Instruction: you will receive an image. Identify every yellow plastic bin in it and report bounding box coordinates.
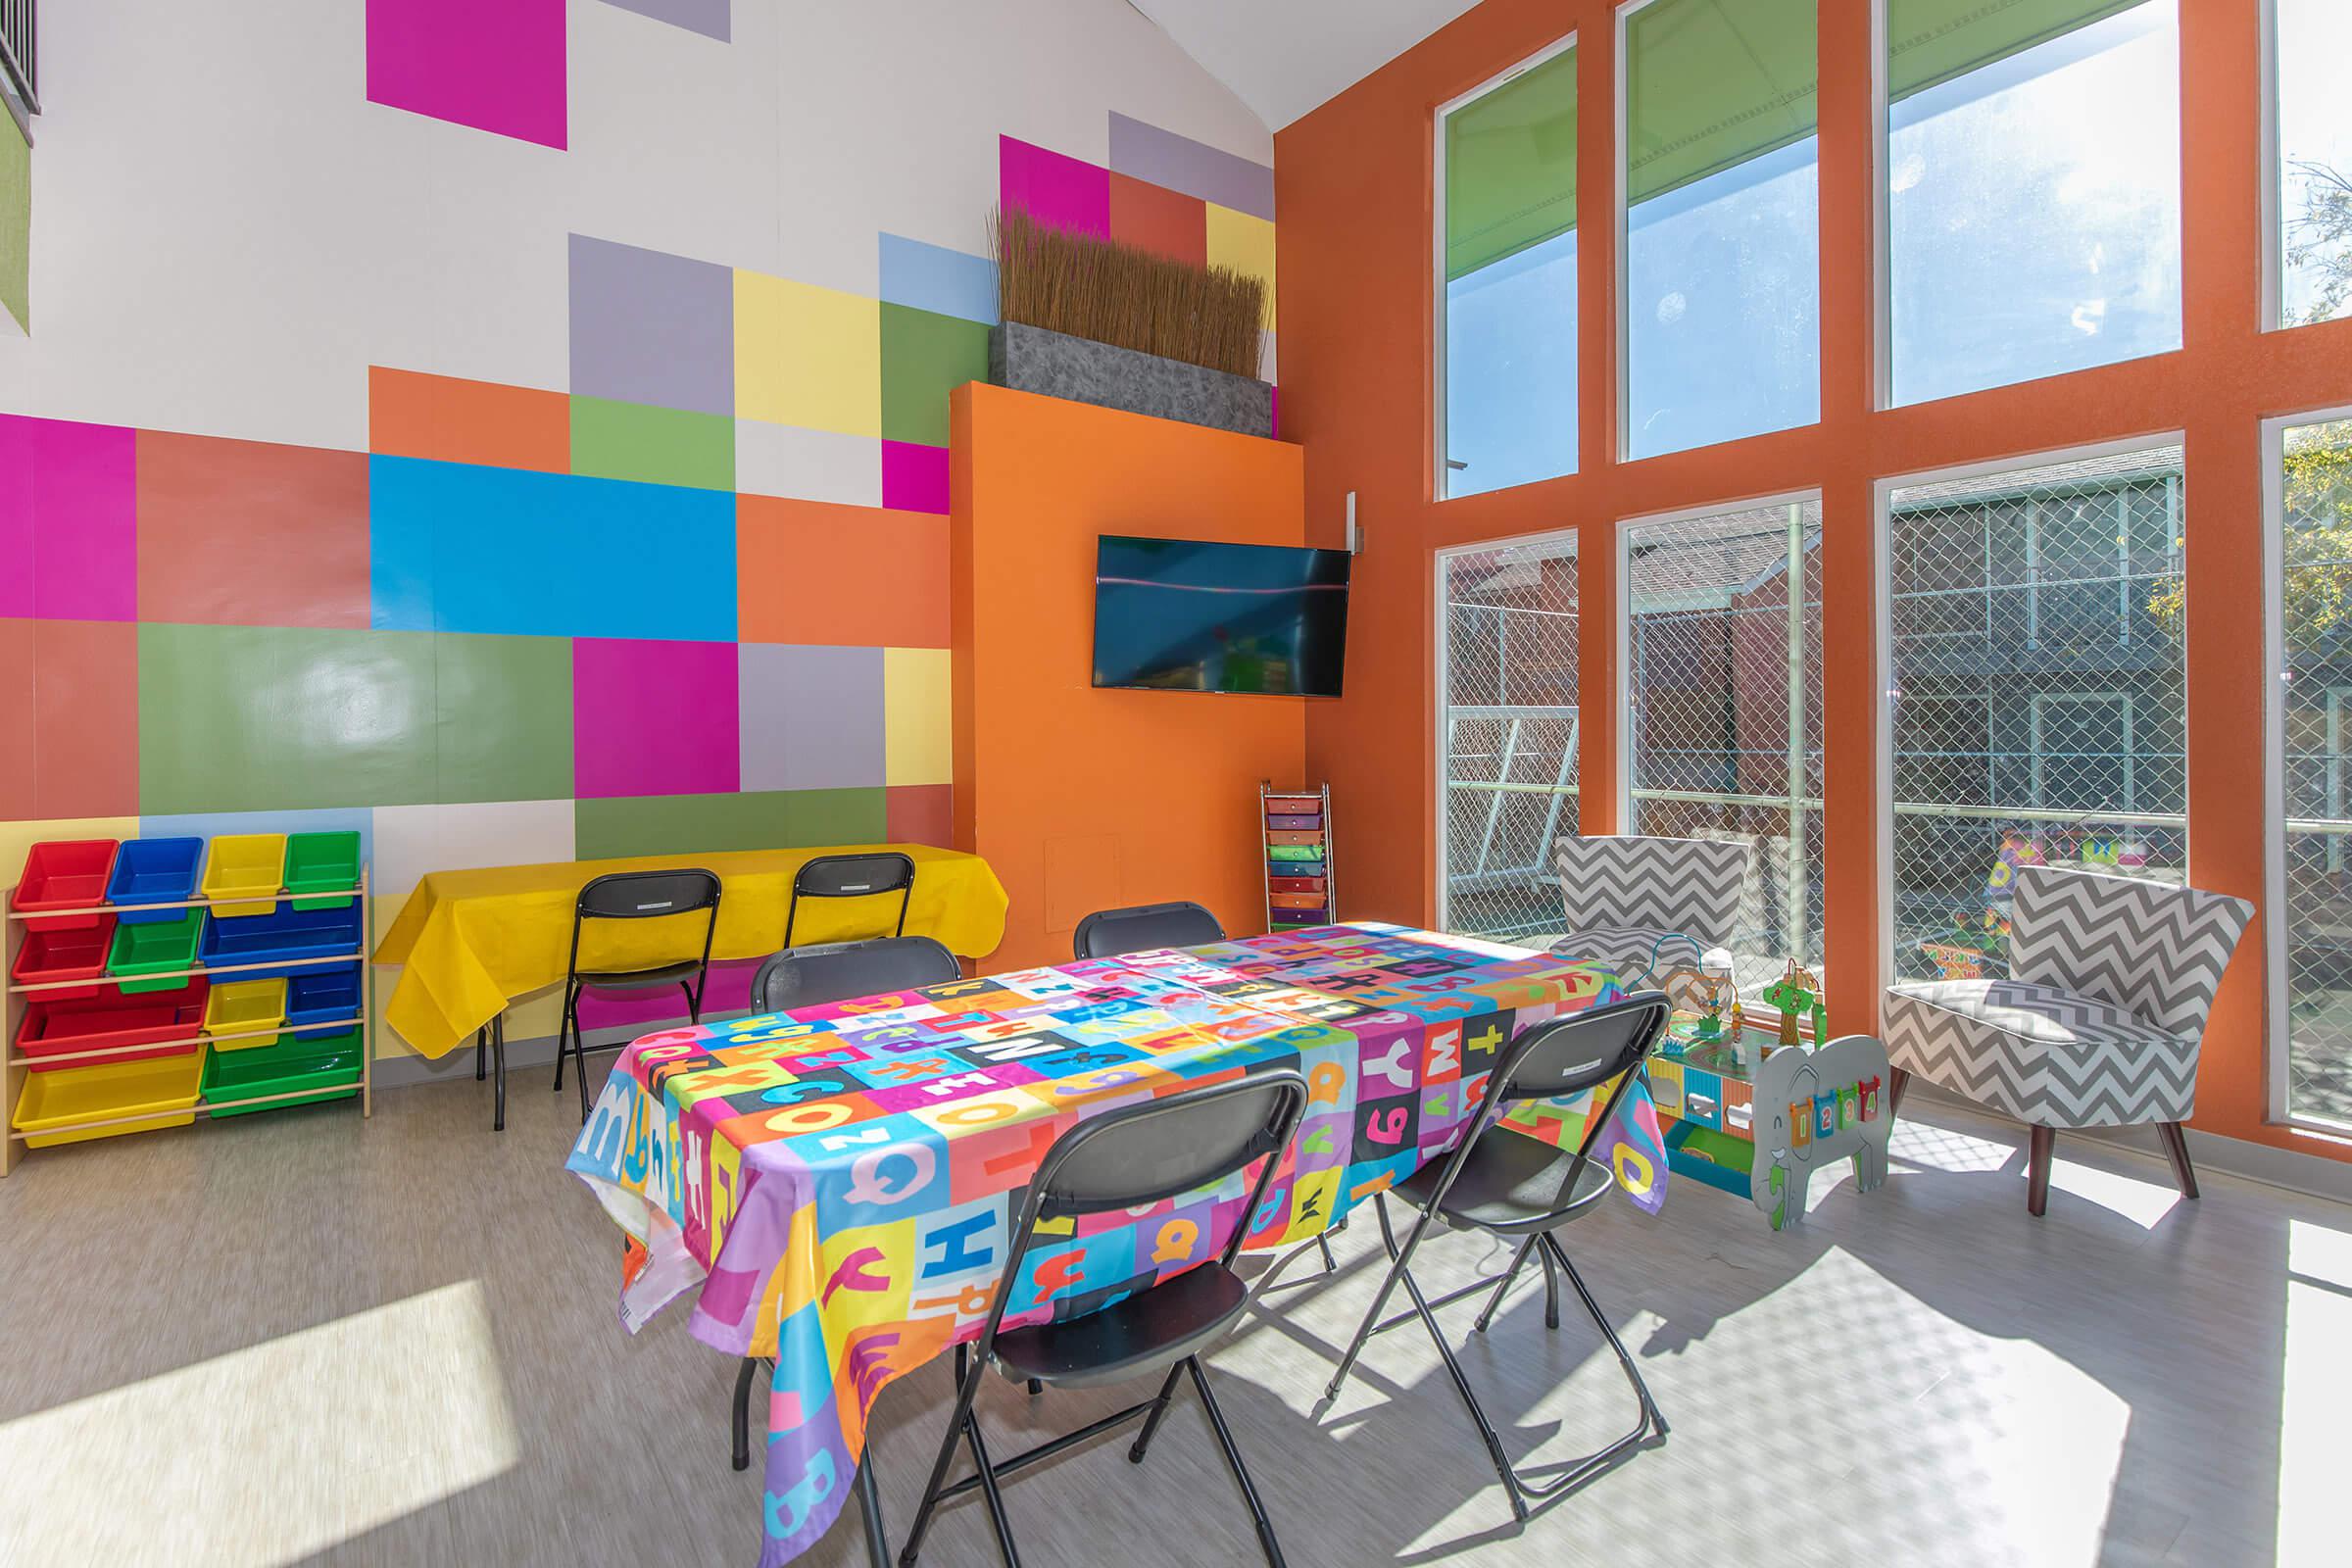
[201,834,287,919]
[12,1050,209,1148]
[203,978,290,1050]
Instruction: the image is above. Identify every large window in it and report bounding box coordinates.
[1438,533,1580,939]
[1621,0,1821,462]
[1886,1,2181,407]
[1441,40,1578,499]
[1622,502,1825,983]
[2275,417,2352,1128]
[1886,447,2187,982]
[2276,0,2352,328]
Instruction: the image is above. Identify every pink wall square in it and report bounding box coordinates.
[881,441,951,515]
[367,0,568,151]
[0,415,139,622]
[572,637,739,798]
[1000,136,1110,237]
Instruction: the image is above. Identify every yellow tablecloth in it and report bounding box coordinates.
[371,845,1007,1058]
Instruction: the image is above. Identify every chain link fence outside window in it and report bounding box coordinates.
[1440,535,1579,942]
[1625,503,1825,991]
[2278,418,2352,1129]
[1887,447,2187,991]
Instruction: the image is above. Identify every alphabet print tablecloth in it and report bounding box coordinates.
[566,922,1665,1564]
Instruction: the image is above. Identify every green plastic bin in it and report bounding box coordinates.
[202,1028,363,1117]
[282,831,362,910]
[105,910,207,993]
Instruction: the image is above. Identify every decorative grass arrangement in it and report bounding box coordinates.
[993,207,1266,380]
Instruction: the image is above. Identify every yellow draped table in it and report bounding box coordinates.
[371,845,1008,1058]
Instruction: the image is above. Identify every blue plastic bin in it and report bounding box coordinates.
[105,837,207,925]
[197,903,364,982]
[284,964,364,1040]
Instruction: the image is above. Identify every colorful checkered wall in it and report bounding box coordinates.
[0,0,1274,1060]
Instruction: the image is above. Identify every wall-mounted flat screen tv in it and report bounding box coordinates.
[1092,535,1350,697]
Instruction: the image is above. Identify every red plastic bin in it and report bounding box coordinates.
[10,916,122,1004]
[11,840,122,932]
[15,980,211,1073]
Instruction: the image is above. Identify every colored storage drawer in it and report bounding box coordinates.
[203,978,290,1048]
[1264,830,1325,848]
[1664,1120,1753,1197]
[105,910,207,993]
[14,985,208,1073]
[1270,908,1323,927]
[1268,876,1325,896]
[282,830,361,910]
[11,918,120,1004]
[1264,796,1321,813]
[1266,813,1322,831]
[203,1028,363,1117]
[14,1051,209,1147]
[104,837,206,924]
[197,902,364,982]
[201,834,286,919]
[1266,844,1323,862]
[1270,892,1328,910]
[11,840,121,931]
[1268,861,1325,881]
[285,965,363,1040]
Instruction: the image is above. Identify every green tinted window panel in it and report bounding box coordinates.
[1888,0,2149,103]
[1446,43,1578,281]
[1625,0,1817,208]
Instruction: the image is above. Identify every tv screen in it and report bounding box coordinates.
[1092,535,1351,697]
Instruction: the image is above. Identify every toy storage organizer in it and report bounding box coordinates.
[3,833,373,1175]
[1260,784,1334,932]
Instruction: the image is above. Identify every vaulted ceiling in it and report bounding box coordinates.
[1126,0,1483,130]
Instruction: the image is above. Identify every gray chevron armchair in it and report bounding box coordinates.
[1883,865,2253,1215]
[1548,834,1754,984]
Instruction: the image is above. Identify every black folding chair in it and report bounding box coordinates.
[1071,899,1224,959]
[1322,992,1673,1521]
[550,869,721,1122]
[896,1069,1309,1568]
[785,852,916,948]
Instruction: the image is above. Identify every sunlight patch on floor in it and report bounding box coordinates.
[0,1281,516,1565]
[2028,1153,2181,1229]
[1888,1116,2016,1174]
[2279,1219,2352,1566]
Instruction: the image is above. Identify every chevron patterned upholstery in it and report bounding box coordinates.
[1885,868,2252,1132]
[1548,835,1754,980]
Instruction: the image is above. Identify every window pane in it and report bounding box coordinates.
[1624,503,1826,986]
[2278,0,2352,327]
[1623,0,1820,461]
[1886,447,2186,984]
[2278,419,2352,1128]
[1440,535,1580,939]
[1443,45,1577,499]
[1887,2,2181,407]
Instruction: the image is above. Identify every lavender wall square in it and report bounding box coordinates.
[740,643,885,791]
[598,0,731,41]
[1107,113,1275,221]
[568,233,736,417]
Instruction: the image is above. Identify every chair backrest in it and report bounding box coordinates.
[793,852,915,899]
[750,935,960,1013]
[568,869,721,977]
[2007,866,2253,1039]
[1553,835,1752,944]
[1071,900,1225,960]
[977,1069,1308,1358]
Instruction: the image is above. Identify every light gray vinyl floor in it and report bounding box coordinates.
[0,1063,2343,1568]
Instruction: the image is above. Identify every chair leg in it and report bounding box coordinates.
[958,1385,1020,1567]
[1472,1238,1537,1335]
[1324,1194,1437,1401]
[552,986,573,1091]
[899,1347,1008,1568]
[1187,1357,1289,1568]
[732,1356,758,1472]
[2027,1126,2055,1216]
[1889,1066,1910,1115]
[1315,1231,1338,1273]
[1542,1232,1669,1439]
[1025,1379,1042,1396]
[1395,1227,1531,1522]
[681,980,698,1024]
[474,1027,486,1082]
[1125,1361,1189,1464]
[492,1017,508,1134]
[575,1023,593,1124]
[2157,1121,2199,1200]
[1536,1233,1561,1331]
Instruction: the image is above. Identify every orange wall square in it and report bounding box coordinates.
[368,366,570,473]
[1108,172,1209,268]
[0,617,32,820]
[135,430,372,628]
[737,495,950,648]
[33,618,138,817]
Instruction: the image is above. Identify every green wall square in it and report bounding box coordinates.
[138,624,436,814]
[573,788,886,860]
[570,396,735,491]
[880,303,992,447]
[436,633,573,803]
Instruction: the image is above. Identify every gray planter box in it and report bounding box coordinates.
[989,321,1274,438]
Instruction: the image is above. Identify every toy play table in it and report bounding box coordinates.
[1647,1014,1894,1230]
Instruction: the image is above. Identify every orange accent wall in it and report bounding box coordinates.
[1275,0,2352,1164]
[950,383,1307,969]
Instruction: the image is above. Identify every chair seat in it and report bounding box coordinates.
[1884,978,2200,1128]
[993,1261,1248,1391]
[1548,926,1701,980]
[574,959,706,990]
[1396,1133,1616,1238]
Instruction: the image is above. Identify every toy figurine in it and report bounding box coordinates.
[1760,961,1829,1049]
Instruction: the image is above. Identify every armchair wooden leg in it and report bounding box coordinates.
[1888,1066,1909,1115]
[2026,1126,2055,1216]
[2157,1121,2199,1200]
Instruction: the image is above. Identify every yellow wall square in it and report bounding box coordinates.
[735,270,882,436]
[883,647,953,787]
[1206,206,1277,329]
